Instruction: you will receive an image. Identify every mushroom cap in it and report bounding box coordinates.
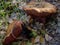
[6,20,23,37]
[3,20,23,45]
[23,1,57,19]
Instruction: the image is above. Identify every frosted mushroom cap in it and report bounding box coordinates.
[23,1,57,18]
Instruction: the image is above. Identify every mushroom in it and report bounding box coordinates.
[3,20,23,45]
[23,1,57,23]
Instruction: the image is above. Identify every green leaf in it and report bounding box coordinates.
[31,29,37,37]
[40,30,46,35]
[0,10,6,17]
[26,41,32,45]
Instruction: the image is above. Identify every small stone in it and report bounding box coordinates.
[7,18,13,23]
[45,34,52,41]
[1,31,6,34]
[34,36,40,43]
[12,0,17,4]
[11,13,17,20]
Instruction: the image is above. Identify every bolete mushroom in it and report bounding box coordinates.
[3,20,23,45]
[23,1,57,23]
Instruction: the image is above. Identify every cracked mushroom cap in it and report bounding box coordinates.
[23,1,57,19]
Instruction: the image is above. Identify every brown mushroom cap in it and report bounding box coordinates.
[23,1,57,18]
[3,20,23,45]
